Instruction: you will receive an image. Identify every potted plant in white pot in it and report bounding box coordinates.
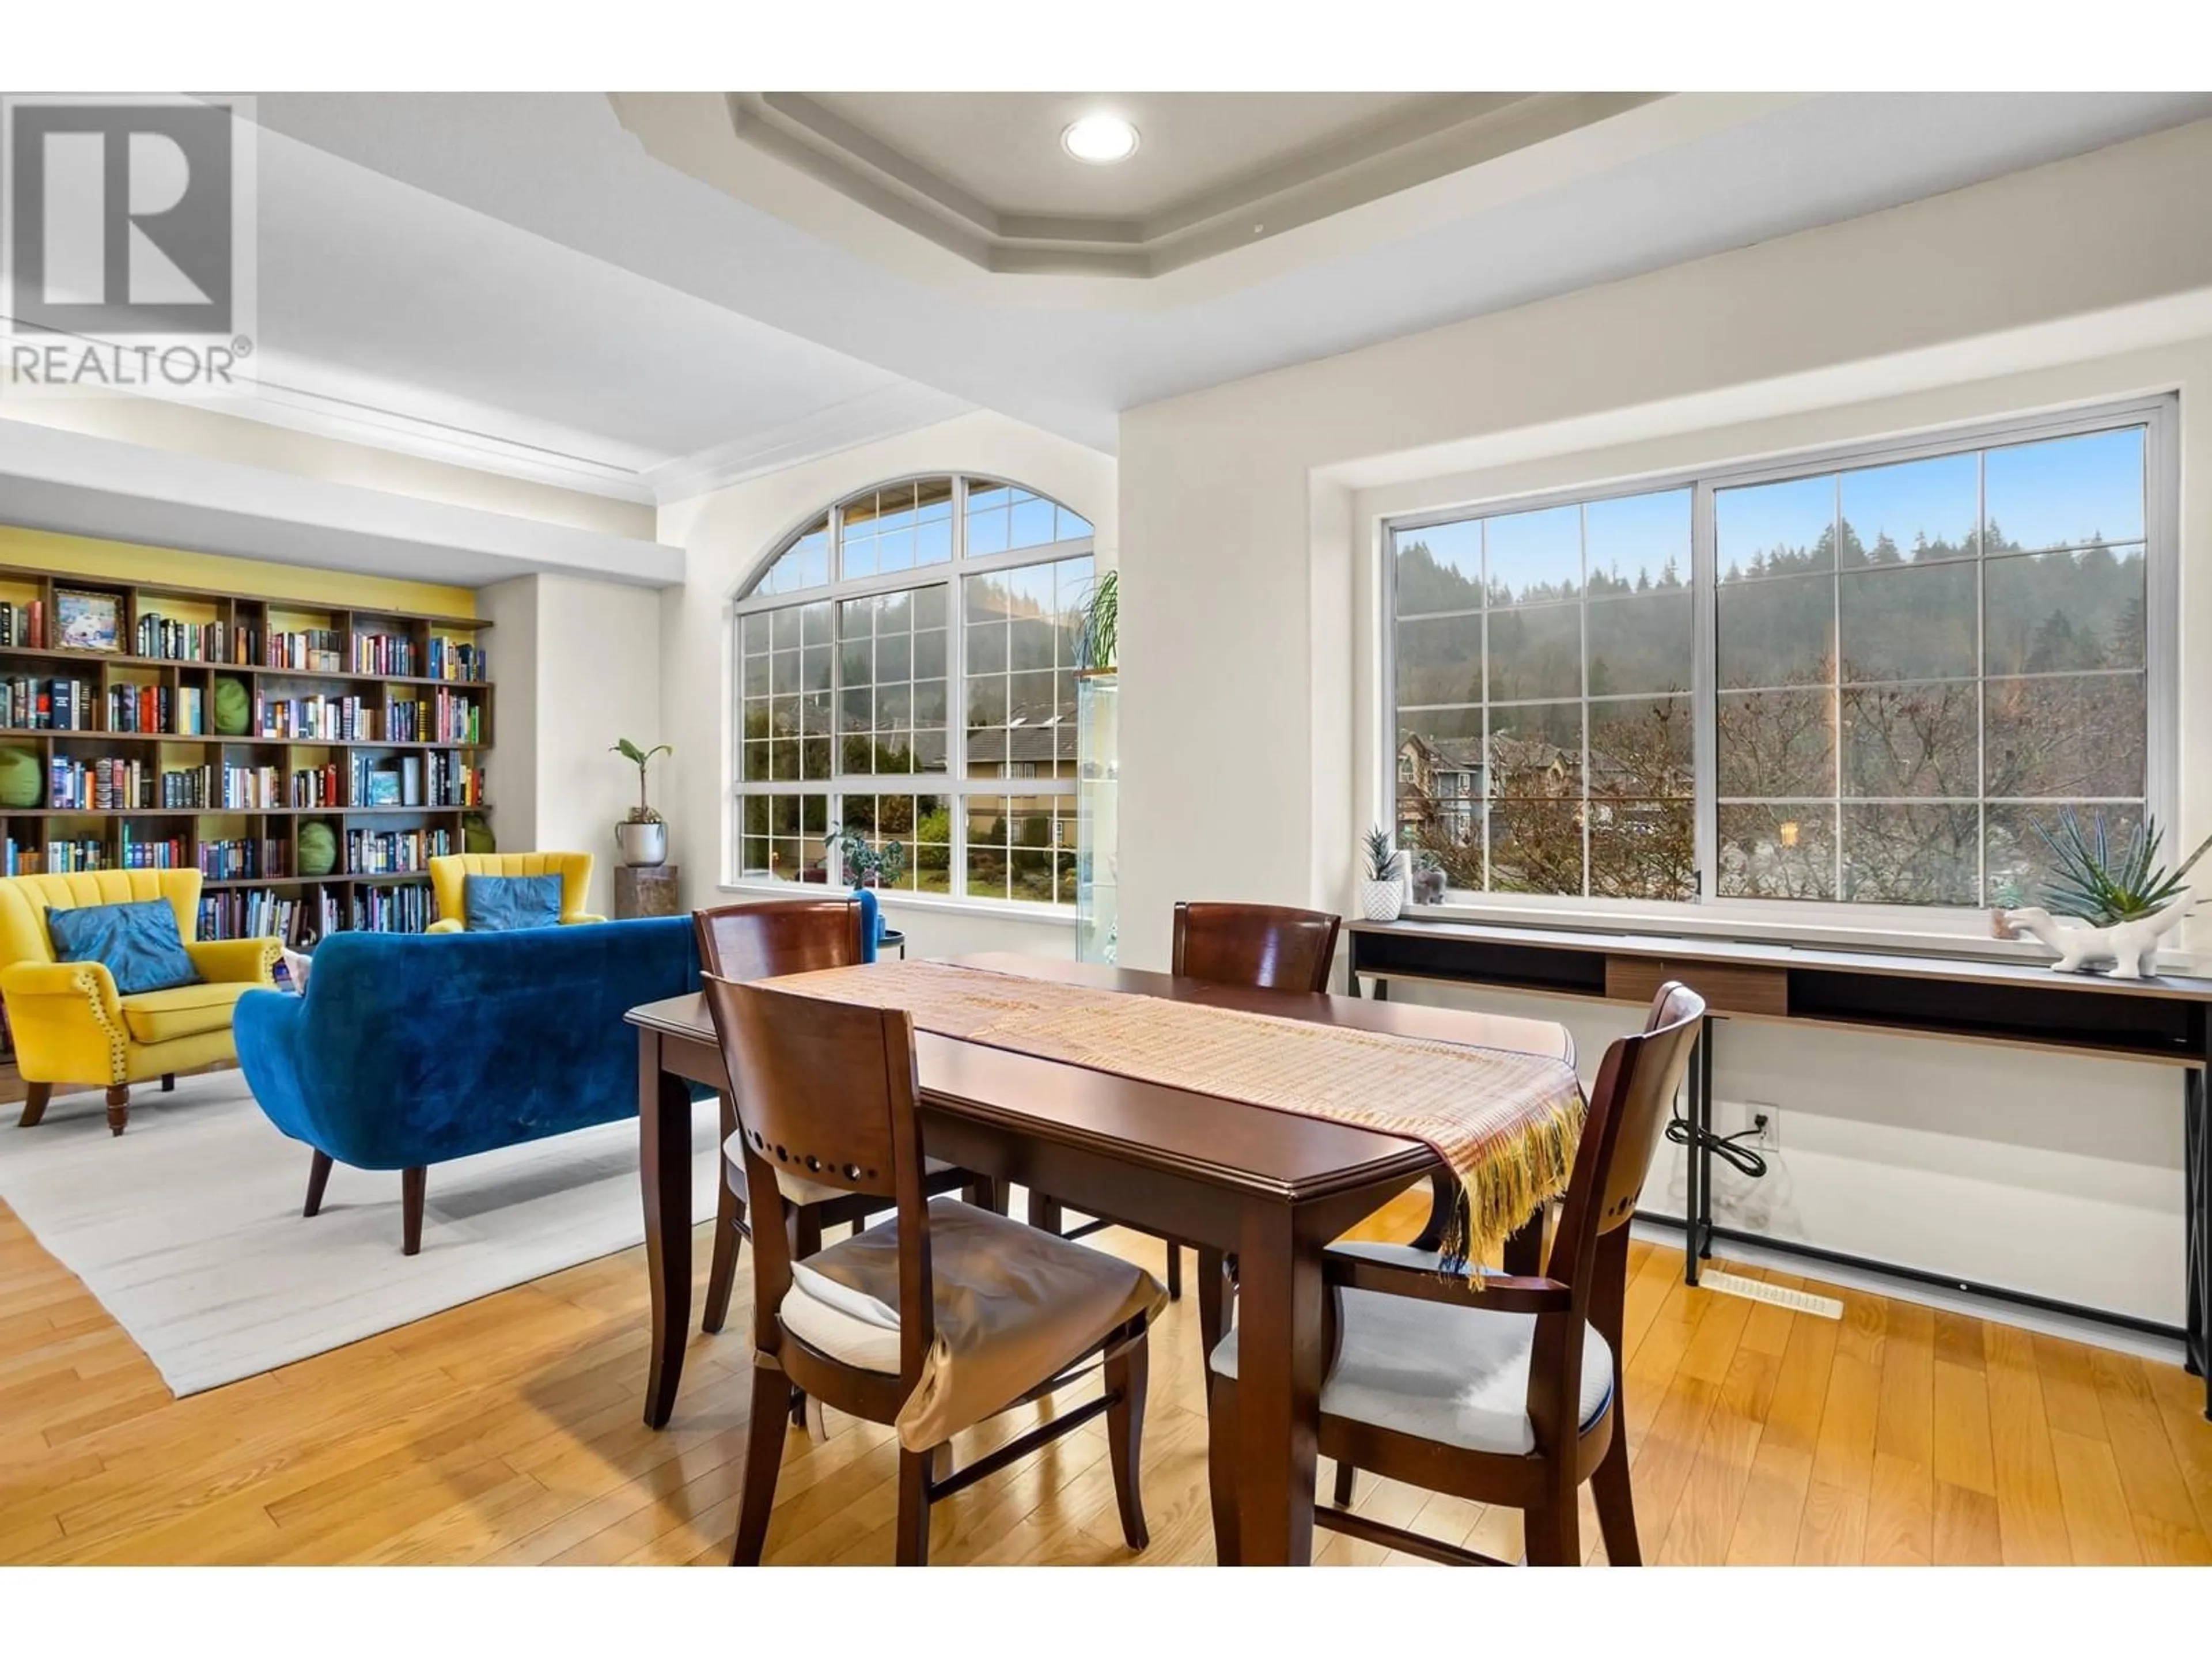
[611,737,673,867]
[2001,809,2210,978]
[1359,824,1405,922]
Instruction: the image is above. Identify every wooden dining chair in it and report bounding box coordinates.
[1205,981,1706,1566]
[692,899,1001,1351]
[705,975,1159,1566]
[1158,903,1342,1349]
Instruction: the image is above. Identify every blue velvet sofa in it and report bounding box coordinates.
[234,915,703,1254]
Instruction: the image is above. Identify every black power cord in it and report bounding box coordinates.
[1664,1103,1770,1180]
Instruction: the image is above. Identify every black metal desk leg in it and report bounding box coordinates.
[1698,1017,1716,1262]
[2185,1061,2208,1412]
[1682,1018,1704,1286]
[1679,1016,1718,1287]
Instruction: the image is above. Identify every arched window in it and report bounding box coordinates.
[732,475,1096,904]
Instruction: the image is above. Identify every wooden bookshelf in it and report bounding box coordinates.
[0,562,493,944]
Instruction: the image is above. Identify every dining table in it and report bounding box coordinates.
[627,950,1576,1566]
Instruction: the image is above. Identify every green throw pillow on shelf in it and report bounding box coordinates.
[0,747,41,809]
[214,677,251,736]
[298,820,338,877]
[463,813,495,855]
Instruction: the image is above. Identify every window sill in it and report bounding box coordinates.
[715,878,1078,927]
[1396,895,2200,972]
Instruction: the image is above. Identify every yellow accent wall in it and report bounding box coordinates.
[0,525,477,618]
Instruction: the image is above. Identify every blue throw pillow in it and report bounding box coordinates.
[47,900,202,996]
[464,873,565,932]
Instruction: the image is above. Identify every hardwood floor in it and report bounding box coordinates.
[2,1185,2209,1566]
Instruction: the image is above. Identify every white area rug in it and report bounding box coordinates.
[0,1070,722,1396]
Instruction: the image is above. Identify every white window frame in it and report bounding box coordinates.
[1381,395,2180,946]
[727,472,1096,908]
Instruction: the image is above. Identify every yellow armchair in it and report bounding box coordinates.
[0,870,280,1135]
[426,853,605,933]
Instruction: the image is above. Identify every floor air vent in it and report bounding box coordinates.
[1699,1269,1843,1320]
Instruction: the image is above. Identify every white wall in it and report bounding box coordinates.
[1117,118,2212,1329]
[478,572,664,919]
[656,408,1117,960]
[479,575,540,856]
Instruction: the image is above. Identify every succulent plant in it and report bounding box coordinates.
[1362,824,1401,884]
[2033,808,2212,926]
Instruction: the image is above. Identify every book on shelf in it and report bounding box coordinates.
[264,628,345,672]
[4,837,108,876]
[3,676,99,731]
[345,826,452,876]
[385,688,482,744]
[347,881,432,934]
[197,835,288,881]
[48,756,160,812]
[426,637,487,683]
[106,682,190,734]
[161,763,215,808]
[0,601,46,649]
[198,887,305,944]
[253,690,371,741]
[132,613,236,663]
[221,762,286,810]
[118,828,187,870]
[352,632,421,677]
[291,761,343,808]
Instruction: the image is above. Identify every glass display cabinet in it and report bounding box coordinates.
[1075,669,1118,964]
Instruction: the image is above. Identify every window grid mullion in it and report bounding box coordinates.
[949,474,968,900]
[1578,503,1591,900]
[1692,480,1718,904]
[1830,473,1844,902]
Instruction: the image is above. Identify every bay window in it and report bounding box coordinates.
[1388,400,2173,917]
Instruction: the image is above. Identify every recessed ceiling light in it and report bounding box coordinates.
[1062,115,1139,165]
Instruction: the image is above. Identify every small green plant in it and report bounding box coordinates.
[825,826,907,888]
[2033,808,2212,926]
[1362,823,1400,883]
[1075,569,1118,672]
[611,738,673,823]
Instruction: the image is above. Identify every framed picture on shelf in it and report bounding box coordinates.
[53,590,121,653]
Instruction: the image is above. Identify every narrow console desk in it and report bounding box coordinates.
[1346,916,2212,1415]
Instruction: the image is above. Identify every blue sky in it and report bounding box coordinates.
[1717,426,2145,564]
[1402,423,2145,596]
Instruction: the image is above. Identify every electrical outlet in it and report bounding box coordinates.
[1747,1105,1779,1151]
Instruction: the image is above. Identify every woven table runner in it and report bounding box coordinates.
[763,960,1585,1269]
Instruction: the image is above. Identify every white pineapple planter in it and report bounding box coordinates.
[1359,878,1405,923]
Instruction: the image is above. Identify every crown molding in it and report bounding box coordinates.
[201,360,667,503]
[643,380,974,506]
[33,350,975,512]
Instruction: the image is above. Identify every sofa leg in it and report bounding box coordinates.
[160,1073,175,1093]
[17,1082,52,1128]
[304,1151,334,1218]
[105,1085,129,1137]
[402,1166,426,1256]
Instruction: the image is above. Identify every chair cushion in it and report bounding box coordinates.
[723,1130,956,1207]
[778,1195,1166,1450]
[463,873,564,932]
[47,899,201,996]
[1209,1239,1613,1456]
[122,979,256,1044]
